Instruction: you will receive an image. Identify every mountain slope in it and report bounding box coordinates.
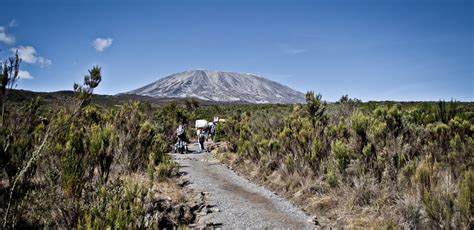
[124,70,305,104]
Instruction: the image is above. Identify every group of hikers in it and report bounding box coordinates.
[174,118,218,154]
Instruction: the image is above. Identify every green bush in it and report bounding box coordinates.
[415,158,431,189]
[457,170,473,221]
[325,169,338,188]
[214,123,224,142]
[61,127,88,198]
[421,187,456,228]
[331,140,351,173]
[156,160,179,180]
[310,137,322,161]
[362,143,373,158]
[351,110,368,136]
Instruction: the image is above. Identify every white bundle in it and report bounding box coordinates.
[195,119,208,128]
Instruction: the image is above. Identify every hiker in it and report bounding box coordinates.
[195,119,209,152]
[175,123,188,154]
[208,121,216,141]
[197,128,206,152]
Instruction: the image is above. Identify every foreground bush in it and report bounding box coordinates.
[0,64,182,228]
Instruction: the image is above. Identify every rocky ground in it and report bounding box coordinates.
[171,142,315,229]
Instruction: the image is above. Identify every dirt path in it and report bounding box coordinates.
[171,142,314,229]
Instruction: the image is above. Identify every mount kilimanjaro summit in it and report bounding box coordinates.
[124,70,305,104]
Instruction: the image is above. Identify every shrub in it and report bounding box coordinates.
[415,158,431,189]
[156,160,179,180]
[448,116,470,135]
[437,123,450,135]
[331,140,351,173]
[362,143,373,158]
[310,137,322,160]
[421,188,456,228]
[325,169,338,188]
[214,123,224,142]
[457,170,473,222]
[305,91,326,129]
[351,110,368,136]
[386,105,403,132]
[367,118,386,141]
[61,127,88,198]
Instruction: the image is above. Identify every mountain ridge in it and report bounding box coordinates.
[124,70,305,104]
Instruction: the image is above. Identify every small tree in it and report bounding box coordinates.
[337,94,361,105]
[338,94,350,104]
[0,50,21,123]
[305,91,326,129]
[2,65,102,228]
[73,65,102,106]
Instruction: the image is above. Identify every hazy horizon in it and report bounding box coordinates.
[1,0,472,102]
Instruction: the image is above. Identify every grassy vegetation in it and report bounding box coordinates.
[0,61,196,228]
[0,52,472,228]
[2,80,472,228]
[213,93,473,228]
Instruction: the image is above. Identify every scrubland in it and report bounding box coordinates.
[214,93,473,228]
[1,57,472,228]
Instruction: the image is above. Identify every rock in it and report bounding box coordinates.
[183,207,194,222]
[143,213,152,227]
[309,216,319,226]
[210,207,220,213]
[143,202,154,214]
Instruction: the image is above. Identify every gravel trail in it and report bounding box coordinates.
[171,142,314,229]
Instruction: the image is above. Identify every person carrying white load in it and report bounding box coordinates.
[208,121,216,141]
[195,119,208,152]
[197,128,206,152]
[175,123,188,154]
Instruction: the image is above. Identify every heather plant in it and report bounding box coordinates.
[305,91,327,129]
[214,92,473,227]
[457,170,473,224]
[331,139,351,173]
[0,61,190,228]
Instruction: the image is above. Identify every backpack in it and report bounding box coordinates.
[210,124,216,135]
[198,132,205,143]
[177,126,185,138]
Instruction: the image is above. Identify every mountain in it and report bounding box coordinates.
[124,70,305,104]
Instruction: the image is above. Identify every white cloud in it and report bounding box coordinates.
[13,46,37,63]
[285,48,308,54]
[0,26,15,45]
[18,70,33,80]
[11,46,52,68]
[93,38,113,52]
[37,56,52,68]
[278,43,308,55]
[8,20,18,27]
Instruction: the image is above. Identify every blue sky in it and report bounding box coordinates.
[0,0,472,101]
